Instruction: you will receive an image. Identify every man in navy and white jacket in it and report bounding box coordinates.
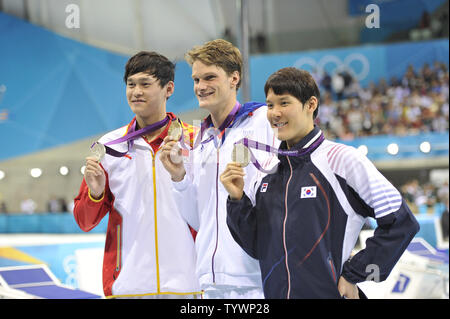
[220,67,419,299]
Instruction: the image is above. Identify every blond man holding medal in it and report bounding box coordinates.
[160,39,280,299]
[73,51,201,299]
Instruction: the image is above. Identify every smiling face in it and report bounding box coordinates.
[266,89,317,148]
[264,67,321,148]
[126,72,174,125]
[191,61,239,113]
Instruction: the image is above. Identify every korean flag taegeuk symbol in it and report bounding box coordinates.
[301,186,317,198]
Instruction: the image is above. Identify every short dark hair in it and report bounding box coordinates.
[124,51,175,87]
[264,67,320,119]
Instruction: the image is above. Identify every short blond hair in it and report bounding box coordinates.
[185,39,242,90]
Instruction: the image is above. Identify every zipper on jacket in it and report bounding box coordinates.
[211,148,220,284]
[284,156,294,299]
[151,153,161,293]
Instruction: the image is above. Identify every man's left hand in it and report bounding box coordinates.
[337,276,359,299]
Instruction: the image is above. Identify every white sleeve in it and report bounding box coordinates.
[172,164,200,231]
[332,144,402,219]
[243,171,264,206]
[243,107,280,206]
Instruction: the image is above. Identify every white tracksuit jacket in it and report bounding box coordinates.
[74,115,201,298]
[172,104,280,292]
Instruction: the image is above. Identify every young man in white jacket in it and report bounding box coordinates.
[74,51,201,298]
[160,39,279,298]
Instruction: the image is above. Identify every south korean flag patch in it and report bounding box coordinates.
[301,186,317,198]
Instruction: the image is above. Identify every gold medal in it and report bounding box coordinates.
[232,143,250,167]
[90,142,106,162]
[168,120,182,141]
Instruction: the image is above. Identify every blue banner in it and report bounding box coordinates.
[250,39,449,104]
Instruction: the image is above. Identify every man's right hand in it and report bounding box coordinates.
[220,162,245,200]
[160,136,186,182]
[84,156,106,199]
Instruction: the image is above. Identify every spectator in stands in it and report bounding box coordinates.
[344,75,361,99]
[347,102,364,135]
[358,81,374,102]
[331,71,345,100]
[432,61,447,81]
[47,195,61,213]
[419,10,431,29]
[437,181,449,205]
[59,197,68,213]
[0,201,7,214]
[399,179,422,214]
[402,65,419,89]
[222,27,236,45]
[385,99,401,127]
[316,92,335,130]
[255,32,267,53]
[320,71,332,93]
[409,10,432,41]
[20,198,36,214]
[432,108,448,132]
[326,103,345,139]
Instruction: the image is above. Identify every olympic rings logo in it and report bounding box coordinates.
[293,53,370,81]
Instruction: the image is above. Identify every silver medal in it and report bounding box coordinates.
[168,121,182,141]
[90,142,106,162]
[232,143,250,167]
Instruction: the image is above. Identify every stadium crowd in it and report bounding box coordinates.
[400,178,449,240]
[401,178,448,211]
[316,61,449,140]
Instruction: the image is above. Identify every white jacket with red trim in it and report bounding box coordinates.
[74,116,201,298]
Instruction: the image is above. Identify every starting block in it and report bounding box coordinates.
[357,236,449,299]
[0,264,102,299]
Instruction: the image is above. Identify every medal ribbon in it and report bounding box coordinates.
[234,131,325,173]
[178,101,241,150]
[91,115,171,157]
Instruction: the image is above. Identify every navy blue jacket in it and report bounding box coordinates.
[227,126,420,299]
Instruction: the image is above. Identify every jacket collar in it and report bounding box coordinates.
[278,125,324,161]
[127,112,177,148]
